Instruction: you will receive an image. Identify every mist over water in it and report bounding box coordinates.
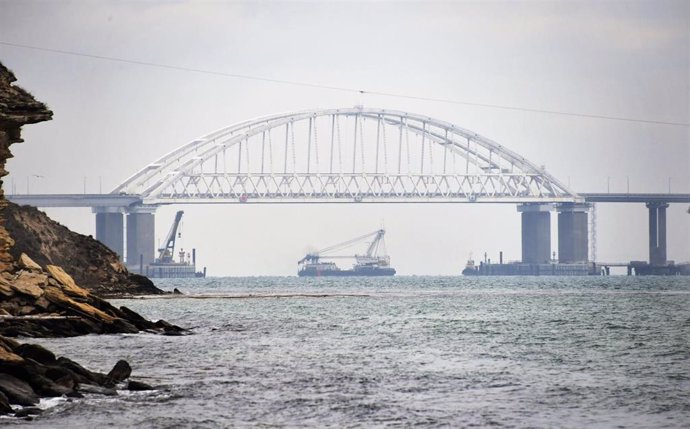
[12,276,690,428]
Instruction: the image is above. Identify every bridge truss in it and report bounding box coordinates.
[114,107,580,204]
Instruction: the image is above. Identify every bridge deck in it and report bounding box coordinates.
[6,192,690,208]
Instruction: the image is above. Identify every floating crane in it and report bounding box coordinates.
[148,210,206,278]
[298,229,395,277]
[156,210,184,264]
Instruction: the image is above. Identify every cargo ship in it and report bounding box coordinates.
[298,229,396,277]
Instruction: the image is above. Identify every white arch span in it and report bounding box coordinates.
[114,107,580,204]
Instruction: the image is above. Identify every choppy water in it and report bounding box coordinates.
[7,276,690,428]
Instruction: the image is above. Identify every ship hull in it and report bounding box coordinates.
[298,266,396,277]
[146,263,204,278]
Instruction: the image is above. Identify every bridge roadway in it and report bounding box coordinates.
[7,192,690,207]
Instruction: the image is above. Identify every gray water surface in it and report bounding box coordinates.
[9,276,690,428]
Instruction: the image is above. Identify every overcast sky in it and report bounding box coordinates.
[1,0,688,275]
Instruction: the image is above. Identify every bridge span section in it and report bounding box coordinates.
[7,107,689,272]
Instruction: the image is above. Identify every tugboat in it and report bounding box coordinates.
[461,257,479,276]
[298,229,396,277]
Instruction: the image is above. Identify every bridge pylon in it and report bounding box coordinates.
[93,207,124,260]
[556,203,590,263]
[93,204,157,268]
[518,203,552,264]
[646,202,669,266]
[126,205,157,268]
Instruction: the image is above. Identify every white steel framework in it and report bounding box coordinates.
[114,107,581,204]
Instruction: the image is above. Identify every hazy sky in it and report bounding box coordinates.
[1,0,688,275]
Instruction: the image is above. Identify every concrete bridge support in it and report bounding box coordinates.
[518,204,552,264]
[126,206,157,267]
[647,202,668,266]
[94,208,124,259]
[557,203,590,263]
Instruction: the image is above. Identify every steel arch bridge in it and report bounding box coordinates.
[114,107,581,204]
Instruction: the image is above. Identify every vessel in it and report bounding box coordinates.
[145,210,206,278]
[298,229,396,277]
[461,258,479,276]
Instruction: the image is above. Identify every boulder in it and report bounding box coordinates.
[46,265,89,298]
[43,287,116,323]
[18,254,41,271]
[56,357,105,385]
[10,271,46,299]
[0,390,12,414]
[0,277,12,297]
[105,360,131,387]
[127,380,154,391]
[15,343,56,365]
[26,372,73,397]
[44,366,79,387]
[0,373,39,406]
[0,347,24,364]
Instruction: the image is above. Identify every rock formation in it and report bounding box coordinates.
[0,61,181,416]
[0,62,52,273]
[5,203,162,297]
[0,337,153,420]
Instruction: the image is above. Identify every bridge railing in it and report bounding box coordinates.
[143,172,580,204]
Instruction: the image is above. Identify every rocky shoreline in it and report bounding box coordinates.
[0,62,180,418]
[0,337,152,420]
[4,202,165,298]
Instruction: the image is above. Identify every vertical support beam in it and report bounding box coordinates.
[94,207,124,259]
[646,202,669,266]
[557,203,590,263]
[658,203,667,264]
[126,205,157,267]
[518,203,552,264]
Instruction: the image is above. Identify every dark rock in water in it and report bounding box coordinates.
[128,273,157,291]
[173,288,183,295]
[13,406,42,417]
[127,380,154,391]
[0,373,39,406]
[15,343,56,365]
[105,360,132,387]
[0,391,12,414]
[45,366,76,386]
[56,357,104,385]
[118,306,152,330]
[106,318,139,334]
[154,319,185,335]
[26,372,73,397]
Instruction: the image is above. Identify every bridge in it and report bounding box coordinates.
[7,107,689,272]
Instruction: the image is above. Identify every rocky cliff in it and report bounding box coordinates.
[0,63,52,273]
[5,203,161,297]
[0,61,182,416]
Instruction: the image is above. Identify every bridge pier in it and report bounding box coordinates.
[557,203,590,263]
[518,203,552,264]
[126,206,157,267]
[94,208,124,259]
[647,202,668,266]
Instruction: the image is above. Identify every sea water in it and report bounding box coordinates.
[8,276,690,428]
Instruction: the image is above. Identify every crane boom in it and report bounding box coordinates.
[157,210,184,263]
[365,229,385,257]
[298,229,387,264]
